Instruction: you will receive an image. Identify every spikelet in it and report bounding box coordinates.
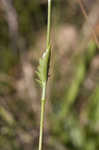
[36,45,51,87]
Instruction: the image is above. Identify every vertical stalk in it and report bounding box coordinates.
[38,0,52,150]
[39,83,46,150]
[47,0,52,47]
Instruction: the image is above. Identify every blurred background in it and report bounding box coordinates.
[0,0,99,150]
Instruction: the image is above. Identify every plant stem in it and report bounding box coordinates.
[47,0,52,48]
[38,0,52,150]
[39,83,46,150]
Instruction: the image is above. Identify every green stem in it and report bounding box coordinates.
[46,0,52,48]
[39,83,46,150]
[38,0,52,150]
